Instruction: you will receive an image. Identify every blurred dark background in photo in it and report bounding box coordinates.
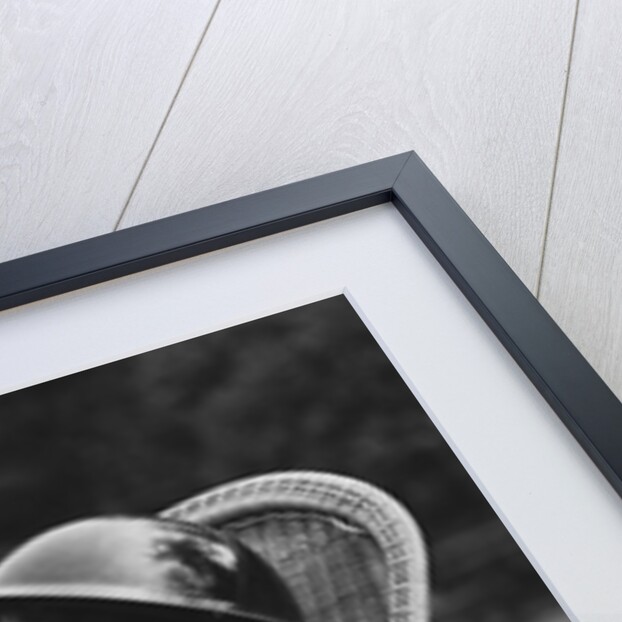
[0,296,566,621]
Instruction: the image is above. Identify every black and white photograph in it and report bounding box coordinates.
[0,296,570,621]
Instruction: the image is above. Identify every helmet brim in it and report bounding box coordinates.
[160,471,429,622]
[0,593,286,622]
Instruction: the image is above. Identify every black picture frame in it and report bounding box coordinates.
[1,150,621,501]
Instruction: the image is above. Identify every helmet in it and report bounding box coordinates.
[0,517,302,622]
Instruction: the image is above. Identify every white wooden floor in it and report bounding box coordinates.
[1,0,620,404]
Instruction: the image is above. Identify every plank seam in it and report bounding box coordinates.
[112,0,224,232]
[535,0,581,298]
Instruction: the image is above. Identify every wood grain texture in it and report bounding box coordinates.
[0,0,217,262]
[539,1,622,400]
[119,0,576,291]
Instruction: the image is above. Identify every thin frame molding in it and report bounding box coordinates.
[1,150,621,500]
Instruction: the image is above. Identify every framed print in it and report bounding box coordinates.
[0,151,621,620]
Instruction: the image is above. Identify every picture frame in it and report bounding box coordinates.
[2,151,620,497]
[1,150,621,619]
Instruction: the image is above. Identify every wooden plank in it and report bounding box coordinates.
[119,0,576,291]
[539,1,622,400]
[0,0,217,262]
